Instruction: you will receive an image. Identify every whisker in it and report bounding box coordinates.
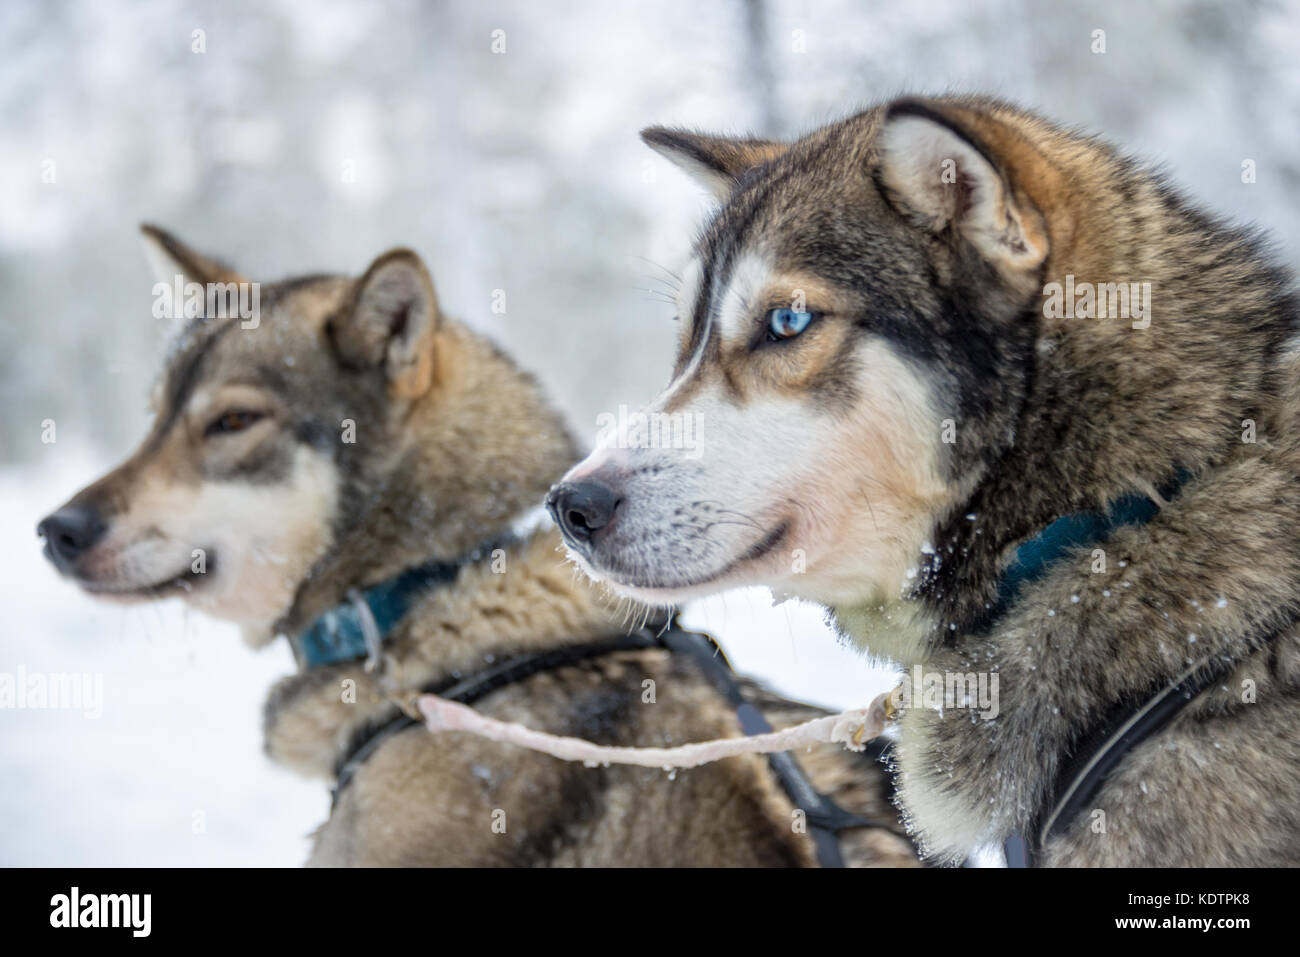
[634,256,683,287]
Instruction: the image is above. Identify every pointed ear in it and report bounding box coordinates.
[641,127,787,199]
[332,249,440,399]
[139,223,245,286]
[874,103,1048,283]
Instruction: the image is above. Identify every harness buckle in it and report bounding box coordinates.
[346,588,385,673]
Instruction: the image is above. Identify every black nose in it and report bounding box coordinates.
[546,480,621,549]
[37,505,107,570]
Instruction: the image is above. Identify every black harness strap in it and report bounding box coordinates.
[978,467,1265,867]
[332,630,662,803]
[1011,625,1286,867]
[659,627,887,867]
[331,622,901,867]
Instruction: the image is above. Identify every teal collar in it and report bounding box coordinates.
[989,467,1292,868]
[978,469,1192,633]
[290,536,512,670]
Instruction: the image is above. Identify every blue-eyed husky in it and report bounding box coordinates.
[550,96,1300,866]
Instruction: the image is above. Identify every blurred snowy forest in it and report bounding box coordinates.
[4,0,1300,864]
[5,0,1300,458]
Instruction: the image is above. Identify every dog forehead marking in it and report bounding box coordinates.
[662,250,773,405]
[715,251,773,342]
[674,257,703,321]
[660,256,711,405]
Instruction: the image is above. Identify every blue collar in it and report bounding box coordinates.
[980,469,1193,632]
[290,537,511,670]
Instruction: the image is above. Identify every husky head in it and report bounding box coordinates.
[38,227,445,639]
[550,100,1050,632]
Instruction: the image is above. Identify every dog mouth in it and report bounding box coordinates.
[77,558,215,602]
[598,521,789,593]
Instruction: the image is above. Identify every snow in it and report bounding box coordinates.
[0,451,329,866]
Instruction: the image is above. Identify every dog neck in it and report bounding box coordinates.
[830,126,1300,858]
[838,120,1298,663]
[273,320,584,639]
[259,320,637,776]
[262,524,633,778]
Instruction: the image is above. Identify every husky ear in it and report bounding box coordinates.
[334,249,440,399]
[139,223,244,286]
[641,128,787,200]
[875,103,1048,281]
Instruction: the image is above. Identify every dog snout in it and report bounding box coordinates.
[546,479,622,551]
[37,504,107,572]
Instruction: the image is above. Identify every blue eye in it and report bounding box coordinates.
[766,307,814,341]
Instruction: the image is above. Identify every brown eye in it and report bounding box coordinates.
[205,410,266,437]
